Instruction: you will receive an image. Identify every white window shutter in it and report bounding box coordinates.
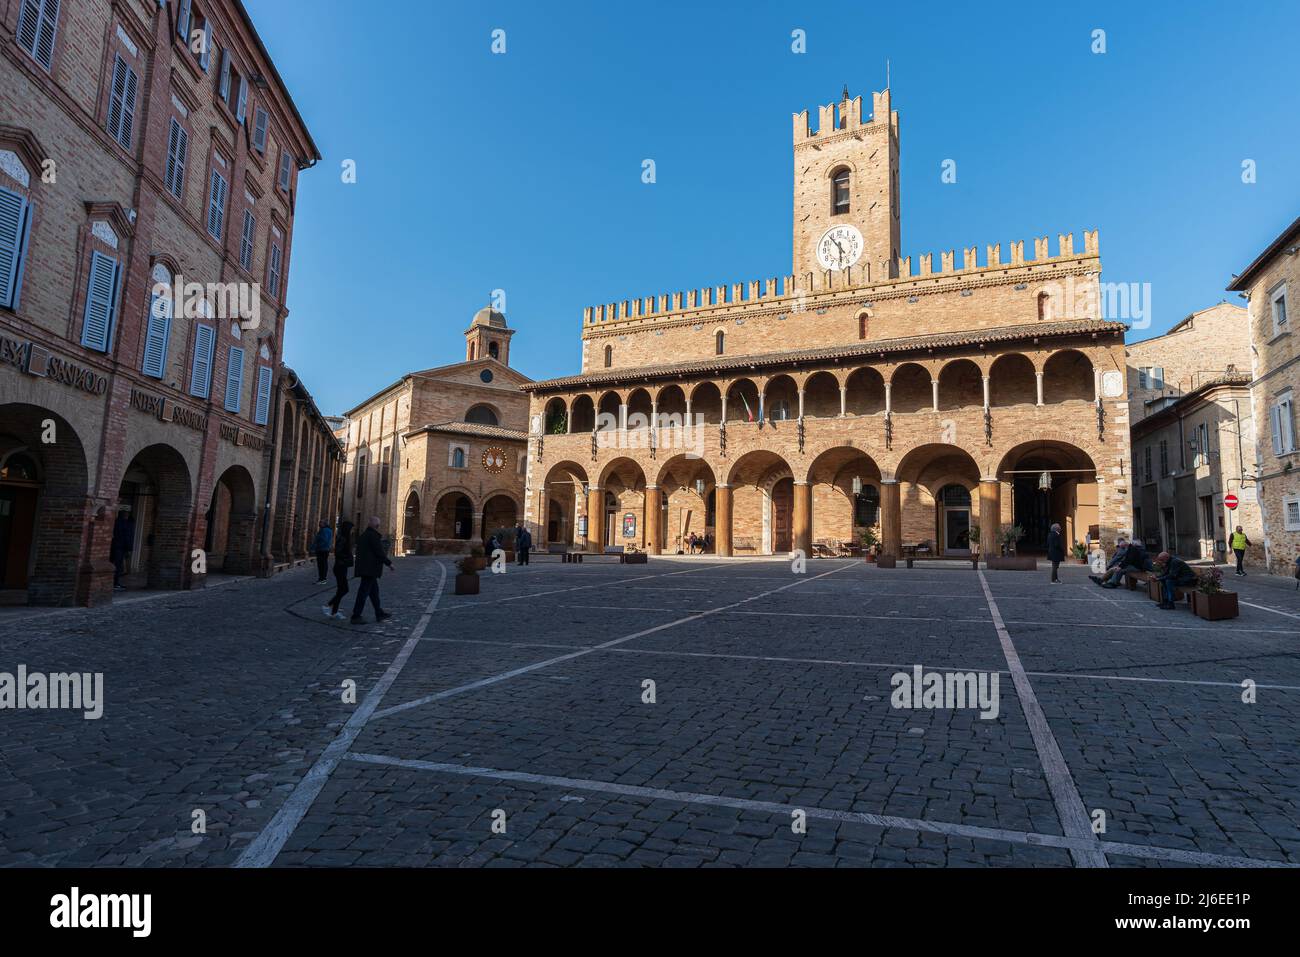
[218,47,231,100]
[254,366,273,425]
[236,77,248,124]
[189,324,215,398]
[199,19,212,71]
[0,188,32,310]
[1272,404,1284,456]
[1153,367,1164,390]
[141,292,172,378]
[1284,399,1296,453]
[224,346,244,412]
[80,251,120,352]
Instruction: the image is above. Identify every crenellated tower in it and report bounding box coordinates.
[792,87,900,282]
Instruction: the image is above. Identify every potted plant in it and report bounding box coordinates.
[861,527,880,563]
[1071,541,1088,564]
[454,553,481,595]
[986,525,1035,570]
[999,524,1025,557]
[466,543,487,573]
[1191,568,1239,620]
[968,521,982,569]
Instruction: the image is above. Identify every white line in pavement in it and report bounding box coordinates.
[435,564,730,611]
[342,751,1290,868]
[537,604,991,624]
[370,562,858,721]
[977,570,1108,869]
[1241,601,1300,621]
[1004,619,1300,635]
[234,562,449,868]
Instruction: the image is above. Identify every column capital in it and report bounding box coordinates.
[645,484,659,491]
[980,476,1000,484]
[716,483,731,490]
[880,477,900,485]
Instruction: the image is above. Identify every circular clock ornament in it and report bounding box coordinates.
[481,447,507,474]
[816,223,864,271]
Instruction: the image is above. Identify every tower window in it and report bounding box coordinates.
[1037,291,1051,321]
[604,345,612,368]
[488,341,499,359]
[832,168,850,215]
[716,330,725,355]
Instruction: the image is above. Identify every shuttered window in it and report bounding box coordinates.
[165,119,189,199]
[141,288,173,378]
[240,210,255,270]
[218,47,231,100]
[16,0,59,71]
[253,108,269,153]
[177,0,192,39]
[0,188,33,311]
[1273,396,1296,456]
[80,251,121,352]
[235,76,248,124]
[278,151,292,192]
[107,55,139,151]
[198,17,211,71]
[268,241,282,297]
[224,345,244,413]
[253,366,273,425]
[189,324,215,398]
[207,169,228,240]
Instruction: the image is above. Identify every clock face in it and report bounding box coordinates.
[816,224,864,271]
[481,447,507,474]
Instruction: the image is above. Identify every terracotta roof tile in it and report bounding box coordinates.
[405,421,527,441]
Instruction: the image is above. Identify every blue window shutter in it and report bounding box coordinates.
[18,0,59,71]
[254,365,273,425]
[189,324,215,398]
[236,77,248,124]
[224,345,244,412]
[199,19,211,71]
[240,210,255,270]
[278,151,291,191]
[218,47,231,100]
[141,292,172,378]
[177,0,192,39]
[108,55,138,150]
[268,242,282,297]
[0,188,32,310]
[80,251,120,352]
[253,108,268,153]
[166,119,188,199]
[207,170,227,240]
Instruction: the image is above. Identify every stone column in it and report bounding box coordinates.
[880,479,901,557]
[979,478,1001,556]
[1036,372,1045,406]
[715,485,733,557]
[793,481,812,555]
[931,378,940,412]
[839,385,847,416]
[797,386,805,420]
[884,382,892,414]
[645,486,662,555]
[982,375,990,409]
[586,485,603,552]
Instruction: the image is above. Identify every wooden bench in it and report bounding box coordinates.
[1122,569,1151,590]
[733,537,758,553]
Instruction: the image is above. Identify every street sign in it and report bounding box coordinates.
[1224,493,1239,510]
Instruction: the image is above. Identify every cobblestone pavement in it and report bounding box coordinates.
[2,556,1298,867]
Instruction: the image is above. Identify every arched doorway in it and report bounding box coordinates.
[0,405,92,605]
[205,465,257,575]
[433,491,474,541]
[806,447,883,549]
[726,450,794,555]
[117,444,193,590]
[771,477,794,552]
[656,454,717,553]
[402,489,422,554]
[894,444,982,557]
[481,494,518,545]
[542,460,589,550]
[997,440,1099,553]
[598,457,647,550]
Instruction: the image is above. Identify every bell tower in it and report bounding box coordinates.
[791,87,900,282]
[464,307,515,366]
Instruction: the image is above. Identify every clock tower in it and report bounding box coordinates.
[792,87,901,283]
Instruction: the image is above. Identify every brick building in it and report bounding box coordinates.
[521,88,1133,559]
[1229,214,1300,573]
[1125,303,1262,562]
[339,308,531,554]
[0,0,318,605]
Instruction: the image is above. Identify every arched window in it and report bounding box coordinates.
[465,405,499,426]
[469,342,475,360]
[488,341,499,359]
[715,330,725,355]
[832,167,850,215]
[604,344,613,368]
[451,448,466,469]
[1037,291,1051,321]
[858,311,871,340]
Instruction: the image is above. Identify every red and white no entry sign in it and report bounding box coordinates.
[1224,494,1239,510]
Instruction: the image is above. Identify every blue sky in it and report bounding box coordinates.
[243,0,1300,416]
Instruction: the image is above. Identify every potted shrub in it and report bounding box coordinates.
[986,525,1035,570]
[454,553,481,595]
[1071,542,1088,564]
[861,527,880,563]
[1191,568,1239,620]
[999,524,1025,557]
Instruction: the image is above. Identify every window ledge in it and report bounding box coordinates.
[1266,328,1290,345]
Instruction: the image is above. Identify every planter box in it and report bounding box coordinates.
[985,557,1037,571]
[876,554,897,569]
[454,573,480,595]
[620,552,648,564]
[1192,590,1239,620]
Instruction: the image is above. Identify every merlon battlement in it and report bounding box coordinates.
[582,230,1099,328]
[793,88,895,142]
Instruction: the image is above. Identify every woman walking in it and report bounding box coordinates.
[1046,522,1065,584]
[323,519,354,621]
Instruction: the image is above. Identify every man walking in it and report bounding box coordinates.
[351,516,394,624]
[311,520,333,584]
[1046,522,1065,584]
[515,521,532,565]
[109,509,134,591]
[1230,525,1251,577]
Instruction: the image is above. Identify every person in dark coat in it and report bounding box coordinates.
[109,510,135,590]
[515,522,532,565]
[351,516,394,624]
[323,520,354,620]
[1154,551,1198,609]
[311,521,333,584]
[1046,522,1066,584]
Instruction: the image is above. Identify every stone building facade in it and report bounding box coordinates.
[1229,214,1300,574]
[338,309,531,554]
[1125,303,1261,562]
[0,0,318,605]
[521,88,1133,560]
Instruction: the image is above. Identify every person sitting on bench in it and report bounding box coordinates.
[1154,551,1198,609]
[1093,537,1150,588]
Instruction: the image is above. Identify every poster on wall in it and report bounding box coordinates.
[578,516,587,536]
[622,513,636,539]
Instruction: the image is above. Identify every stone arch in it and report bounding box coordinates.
[725,377,761,423]
[845,366,886,415]
[656,454,717,553]
[893,443,982,556]
[598,456,647,550]
[543,396,568,435]
[433,488,475,541]
[764,374,798,423]
[690,381,723,424]
[117,443,194,590]
[626,388,653,428]
[890,362,932,413]
[990,353,1037,407]
[542,460,589,549]
[727,449,795,555]
[995,439,1099,553]
[1043,349,1095,403]
[596,390,622,430]
[465,402,501,427]
[206,464,257,575]
[655,383,687,422]
[0,403,93,605]
[937,358,983,411]
[570,394,595,433]
[402,488,425,554]
[806,446,883,548]
[481,493,520,545]
[803,370,842,418]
